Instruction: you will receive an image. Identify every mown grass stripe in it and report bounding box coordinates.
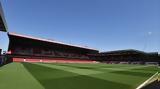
[42,63,158,88]
[0,63,44,89]
[1,62,159,89]
[23,63,131,89]
[34,63,150,88]
[34,63,103,75]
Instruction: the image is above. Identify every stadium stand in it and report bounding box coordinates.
[88,49,159,65]
[7,32,99,63]
[6,32,160,64]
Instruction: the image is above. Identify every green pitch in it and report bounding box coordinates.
[0,62,159,89]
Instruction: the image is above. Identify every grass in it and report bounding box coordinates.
[0,62,159,89]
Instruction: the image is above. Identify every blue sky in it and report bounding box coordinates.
[0,0,160,53]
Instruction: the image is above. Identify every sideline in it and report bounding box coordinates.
[136,72,159,89]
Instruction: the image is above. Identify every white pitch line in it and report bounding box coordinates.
[136,72,159,89]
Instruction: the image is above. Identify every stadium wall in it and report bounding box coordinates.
[12,57,97,63]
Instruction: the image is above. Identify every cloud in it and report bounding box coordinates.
[148,32,152,35]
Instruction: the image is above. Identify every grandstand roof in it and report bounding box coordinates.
[0,2,7,32]
[8,32,98,51]
[88,49,158,57]
[101,49,146,54]
[100,49,158,55]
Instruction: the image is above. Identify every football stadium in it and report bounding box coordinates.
[0,1,160,89]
